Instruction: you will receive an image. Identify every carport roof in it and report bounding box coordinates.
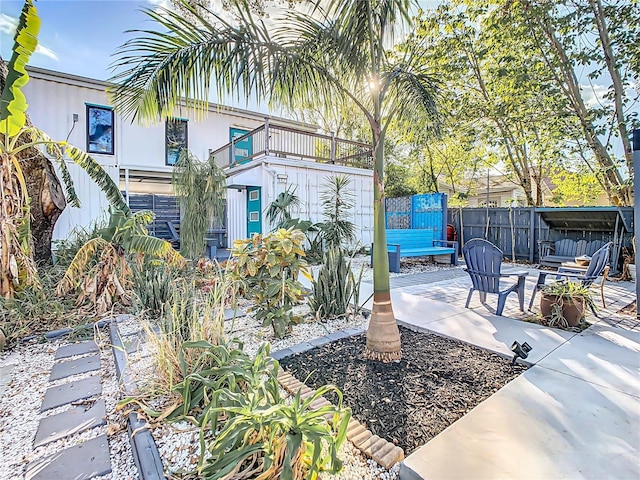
[535,207,633,232]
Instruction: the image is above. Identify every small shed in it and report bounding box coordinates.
[536,207,634,274]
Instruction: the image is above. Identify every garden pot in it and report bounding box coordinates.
[540,293,585,327]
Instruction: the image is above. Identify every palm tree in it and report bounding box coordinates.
[110,0,439,361]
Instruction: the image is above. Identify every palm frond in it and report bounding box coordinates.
[56,237,109,295]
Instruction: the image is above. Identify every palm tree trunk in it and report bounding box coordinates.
[365,126,401,362]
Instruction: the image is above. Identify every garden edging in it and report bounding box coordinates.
[109,318,164,480]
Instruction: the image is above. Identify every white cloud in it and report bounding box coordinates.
[36,45,58,61]
[0,13,18,35]
[581,83,611,109]
[0,13,58,61]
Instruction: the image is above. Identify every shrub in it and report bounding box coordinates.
[127,341,351,479]
[318,175,356,250]
[230,229,311,338]
[130,258,179,317]
[309,247,363,320]
[143,276,230,392]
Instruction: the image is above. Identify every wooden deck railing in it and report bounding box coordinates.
[210,118,373,169]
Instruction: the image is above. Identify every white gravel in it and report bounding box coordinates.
[0,325,138,480]
[348,253,460,281]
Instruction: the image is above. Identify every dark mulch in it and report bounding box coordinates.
[280,326,527,454]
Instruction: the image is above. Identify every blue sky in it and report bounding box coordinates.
[0,1,157,80]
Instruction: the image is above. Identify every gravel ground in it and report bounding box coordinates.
[349,254,458,281]
[0,326,138,480]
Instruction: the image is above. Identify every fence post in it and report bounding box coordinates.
[633,128,639,304]
[330,131,336,164]
[231,136,236,166]
[529,207,535,263]
[264,116,270,156]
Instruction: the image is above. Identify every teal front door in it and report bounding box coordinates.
[247,187,262,237]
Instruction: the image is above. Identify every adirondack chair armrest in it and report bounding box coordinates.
[500,271,528,278]
[463,269,502,278]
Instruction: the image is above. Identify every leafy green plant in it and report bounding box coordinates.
[309,247,363,321]
[318,174,356,251]
[1,0,129,298]
[172,151,226,259]
[52,217,107,268]
[540,281,595,328]
[230,229,312,338]
[124,341,351,479]
[56,207,185,314]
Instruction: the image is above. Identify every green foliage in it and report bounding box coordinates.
[125,340,350,479]
[145,276,229,392]
[172,151,226,259]
[309,247,363,321]
[130,258,178,317]
[318,175,356,250]
[266,186,301,229]
[0,0,39,137]
[52,218,106,268]
[230,229,311,338]
[56,207,185,314]
[384,162,418,198]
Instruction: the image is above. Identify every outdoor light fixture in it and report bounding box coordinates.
[276,173,288,183]
[511,341,532,365]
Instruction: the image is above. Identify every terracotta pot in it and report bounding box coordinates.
[540,293,585,327]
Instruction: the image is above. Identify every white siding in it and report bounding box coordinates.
[52,163,119,240]
[22,67,311,241]
[225,157,374,247]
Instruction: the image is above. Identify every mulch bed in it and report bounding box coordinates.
[280,327,527,454]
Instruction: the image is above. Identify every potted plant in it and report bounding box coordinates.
[540,281,595,327]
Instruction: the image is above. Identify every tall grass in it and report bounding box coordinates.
[142,269,234,393]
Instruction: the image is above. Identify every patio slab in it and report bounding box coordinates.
[397,300,574,364]
[537,323,640,397]
[401,366,640,480]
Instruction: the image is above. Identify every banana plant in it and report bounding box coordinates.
[0,0,129,298]
[57,207,186,314]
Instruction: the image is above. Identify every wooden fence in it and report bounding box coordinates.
[446,207,634,266]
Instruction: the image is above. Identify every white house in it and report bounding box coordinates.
[23,67,374,248]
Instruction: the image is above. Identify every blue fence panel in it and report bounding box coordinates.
[411,193,446,239]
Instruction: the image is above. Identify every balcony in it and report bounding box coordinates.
[210,120,373,170]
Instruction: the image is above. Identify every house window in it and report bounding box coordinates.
[166,118,188,166]
[86,105,114,155]
[249,212,259,222]
[249,190,259,201]
[479,200,499,208]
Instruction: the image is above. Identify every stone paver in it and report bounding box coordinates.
[25,434,111,480]
[41,376,102,412]
[34,399,107,447]
[49,354,101,381]
[54,341,99,360]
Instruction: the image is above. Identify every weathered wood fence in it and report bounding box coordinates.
[446,207,634,265]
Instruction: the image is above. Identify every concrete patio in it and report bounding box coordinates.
[360,265,640,479]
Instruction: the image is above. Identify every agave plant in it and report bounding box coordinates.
[57,207,186,314]
[0,0,128,298]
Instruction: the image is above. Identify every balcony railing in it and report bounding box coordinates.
[210,118,373,170]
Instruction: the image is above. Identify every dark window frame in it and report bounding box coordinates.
[166,118,188,166]
[86,104,114,155]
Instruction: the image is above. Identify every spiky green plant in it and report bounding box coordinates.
[309,247,363,320]
[130,258,178,317]
[172,150,226,259]
[318,174,356,250]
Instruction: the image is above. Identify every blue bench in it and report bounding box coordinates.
[371,229,458,273]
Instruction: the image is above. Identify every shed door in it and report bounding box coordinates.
[247,187,262,237]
